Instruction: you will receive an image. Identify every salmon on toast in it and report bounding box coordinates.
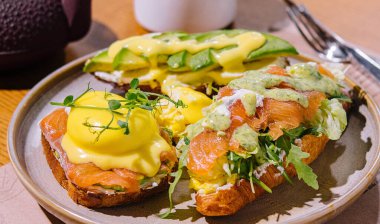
[40,80,182,207]
[164,62,349,216]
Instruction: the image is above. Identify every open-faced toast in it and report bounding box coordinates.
[41,133,171,208]
[40,88,179,208]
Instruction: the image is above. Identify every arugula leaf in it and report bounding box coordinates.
[227,151,272,193]
[263,144,293,185]
[275,126,305,153]
[286,144,319,190]
[266,144,280,161]
[160,144,189,218]
[275,136,291,153]
[275,125,321,154]
[283,126,307,139]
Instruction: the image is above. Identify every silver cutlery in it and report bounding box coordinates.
[283,0,380,81]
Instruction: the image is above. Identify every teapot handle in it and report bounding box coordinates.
[62,0,92,42]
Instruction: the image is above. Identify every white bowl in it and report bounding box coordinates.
[134,0,237,32]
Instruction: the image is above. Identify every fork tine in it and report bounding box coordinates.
[290,3,345,46]
[289,6,329,50]
[297,6,333,40]
[285,0,374,64]
[284,0,346,56]
[286,8,325,53]
[284,0,352,63]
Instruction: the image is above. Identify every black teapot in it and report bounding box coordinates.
[0,0,91,70]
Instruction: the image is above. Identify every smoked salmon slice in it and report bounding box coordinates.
[263,98,305,139]
[40,109,177,193]
[188,86,326,177]
[225,90,326,140]
[187,131,229,176]
[263,91,326,139]
[39,108,67,143]
[66,163,140,192]
[229,99,250,132]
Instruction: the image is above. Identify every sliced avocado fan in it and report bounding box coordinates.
[83,29,298,73]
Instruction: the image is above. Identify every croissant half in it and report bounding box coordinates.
[195,134,328,216]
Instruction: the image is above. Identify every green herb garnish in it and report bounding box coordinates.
[227,151,272,194]
[286,144,319,189]
[258,134,293,185]
[50,78,186,141]
[248,160,272,193]
[275,125,322,153]
[160,139,189,218]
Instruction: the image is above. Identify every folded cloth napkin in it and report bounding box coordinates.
[0,164,60,224]
[0,163,379,224]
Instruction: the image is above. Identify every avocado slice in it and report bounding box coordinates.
[187,46,240,72]
[167,50,190,71]
[84,30,299,74]
[246,33,298,61]
[189,48,216,71]
[83,50,114,73]
[112,48,150,71]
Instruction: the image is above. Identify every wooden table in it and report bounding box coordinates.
[1,0,380,166]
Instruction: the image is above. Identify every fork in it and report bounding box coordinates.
[283,0,380,81]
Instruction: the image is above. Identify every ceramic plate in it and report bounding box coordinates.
[8,53,380,223]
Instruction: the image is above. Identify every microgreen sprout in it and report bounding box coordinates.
[50,78,186,141]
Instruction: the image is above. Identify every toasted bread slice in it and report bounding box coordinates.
[195,134,329,216]
[41,133,171,208]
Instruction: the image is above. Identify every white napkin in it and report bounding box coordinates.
[0,164,59,224]
[0,163,378,223]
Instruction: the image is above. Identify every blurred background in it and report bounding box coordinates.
[0,0,379,89]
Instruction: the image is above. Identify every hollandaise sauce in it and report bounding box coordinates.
[83,30,297,138]
[61,91,172,177]
[108,31,265,70]
[189,63,342,135]
[85,30,297,89]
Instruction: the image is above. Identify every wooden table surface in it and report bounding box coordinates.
[1,0,380,166]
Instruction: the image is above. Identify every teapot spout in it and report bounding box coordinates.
[62,0,92,41]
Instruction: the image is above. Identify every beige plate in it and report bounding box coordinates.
[7,53,380,223]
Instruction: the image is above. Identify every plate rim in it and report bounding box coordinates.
[7,52,380,224]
